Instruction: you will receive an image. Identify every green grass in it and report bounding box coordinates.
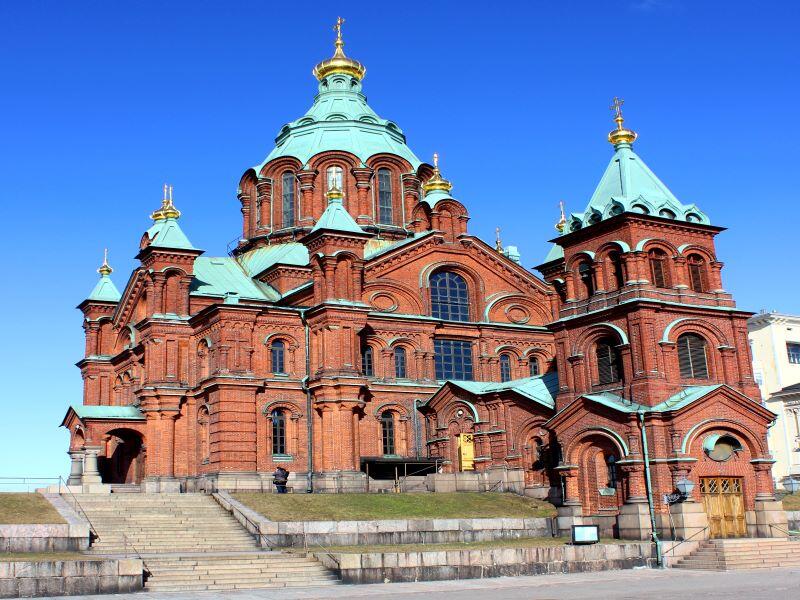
[0,552,86,562]
[781,493,800,510]
[0,493,65,524]
[322,537,628,553]
[233,492,557,521]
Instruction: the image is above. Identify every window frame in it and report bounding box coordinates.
[595,337,622,385]
[362,345,374,377]
[648,249,670,289]
[677,333,710,379]
[271,409,288,456]
[788,342,800,365]
[270,339,286,375]
[687,254,707,293]
[377,167,394,225]
[430,271,471,322]
[434,338,474,381]
[394,346,407,379]
[380,411,396,456]
[578,262,595,297]
[499,353,512,382]
[281,171,295,228]
[529,356,540,377]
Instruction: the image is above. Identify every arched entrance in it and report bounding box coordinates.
[100,429,145,484]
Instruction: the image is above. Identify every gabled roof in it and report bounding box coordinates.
[61,404,145,427]
[311,197,366,234]
[190,257,280,301]
[144,217,197,251]
[236,243,310,278]
[440,372,559,410]
[86,273,121,303]
[364,231,432,260]
[582,384,724,414]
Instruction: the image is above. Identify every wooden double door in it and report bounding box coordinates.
[700,476,746,538]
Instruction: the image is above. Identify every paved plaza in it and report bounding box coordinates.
[59,567,800,599]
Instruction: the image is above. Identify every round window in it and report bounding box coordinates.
[704,434,743,462]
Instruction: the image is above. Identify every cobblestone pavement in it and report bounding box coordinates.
[63,567,800,600]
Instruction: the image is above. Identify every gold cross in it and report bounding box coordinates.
[610,97,624,120]
[433,152,439,168]
[334,16,345,41]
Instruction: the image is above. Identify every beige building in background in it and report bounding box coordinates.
[748,311,800,486]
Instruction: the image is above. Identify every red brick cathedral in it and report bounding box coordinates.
[63,22,785,539]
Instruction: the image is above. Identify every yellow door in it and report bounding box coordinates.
[458,434,475,471]
[700,477,746,538]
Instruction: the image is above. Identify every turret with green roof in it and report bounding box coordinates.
[85,249,121,303]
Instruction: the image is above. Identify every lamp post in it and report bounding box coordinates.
[783,477,800,495]
[664,477,695,505]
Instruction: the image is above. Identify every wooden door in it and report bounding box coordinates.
[700,477,746,538]
[458,434,475,471]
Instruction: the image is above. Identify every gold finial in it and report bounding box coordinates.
[555,200,567,233]
[97,248,113,276]
[326,182,344,201]
[495,227,503,252]
[151,183,181,221]
[423,152,453,195]
[607,97,638,147]
[312,17,366,81]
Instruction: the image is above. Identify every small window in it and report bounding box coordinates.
[271,409,287,455]
[529,356,540,377]
[281,172,295,227]
[394,347,407,378]
[578,262,595,297]
[434,339,473,380]
[500,354,512,382]
[380,411,396,455]
[377,168,393,225]
[677,333,709,379]
[608,251,625,289]
[687,254,707,293]
[362,345,374,377]
[606,455,618,488]
[649,249,670,288]
[326,166,343,191]
[788,343,800,365]
[270,340,286,374]
[596,337,622,385]
[430,271,470,322]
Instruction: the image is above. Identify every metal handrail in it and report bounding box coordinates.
[396,460,441,491]
[121,533,152,580]
[667,525,708,555]
[302,536,341,569]
[226,500,279,548]
[57,476,99,542]
[769,523,800,537]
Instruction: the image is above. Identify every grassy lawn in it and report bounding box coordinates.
[781,493,800,510]
[322,537,628,553]
[0,552,86,562]
[0,493,65,524]
[233,492,556,521]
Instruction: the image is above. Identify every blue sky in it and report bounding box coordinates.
[0,1,797,480]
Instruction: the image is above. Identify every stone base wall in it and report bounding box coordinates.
[316,543,655,584]
[0,494,92,553]
[787,511,800,531]
[215,492,554,549]
[0,559,142,598]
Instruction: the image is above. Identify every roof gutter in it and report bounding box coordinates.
[638,410,663,568]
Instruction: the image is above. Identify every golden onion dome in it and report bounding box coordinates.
[97,248,113,276]
[423,153,453,195]
[608,96,638,147]
[151,183,181,221]
[312,17,366,81]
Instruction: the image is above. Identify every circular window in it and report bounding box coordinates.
[704,434,743,462]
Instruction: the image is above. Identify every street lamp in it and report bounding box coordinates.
[784,477,800,494]
[676,477,695,497]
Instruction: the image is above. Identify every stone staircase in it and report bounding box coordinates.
[65,493,339,591]
[673,538,800,570]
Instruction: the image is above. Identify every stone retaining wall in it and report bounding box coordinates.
[315,542,655,584]
[787,511,799,531]
[0,495,91,553]
[0,559,142,598]
[215,492,554,548]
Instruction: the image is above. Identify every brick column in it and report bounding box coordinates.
[255,179,272,232]
[352,167,373,225]
[296,170,317,222]
[401,173,421,227]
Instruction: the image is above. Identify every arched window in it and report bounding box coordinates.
[677,333,709,379]
[608,252,625,289]
[326,166,343,191]
[271,409,287,456]
[281,172,295,227]
[578,262,595,297]
[270,340,286,374]
[377,168,393,225]
[499,354,512,382]
[596,337,622,385]
[648,249,669,288]
[380,411,396,455]
[362,345,374,377]
[687,254,707,293]
[198,406,210,463]
[430,271,470,321]
[394,347,407,378]
[606,454,618,488]
[529,356,540,377]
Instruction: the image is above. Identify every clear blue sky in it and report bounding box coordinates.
[1,1,797,481]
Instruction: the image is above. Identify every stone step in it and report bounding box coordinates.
[146,570,335,582]
[144,580,339,592]
[144,563,329,573]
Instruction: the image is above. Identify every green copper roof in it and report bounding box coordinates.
[582,384,723,414]
[71,405,145,420]
[87,273,121,303]
[311,197,365,234]
[256,74,421,170]
[144,217,197,251]
[190,257,280,301]
[236,243,310,277]
[445,372,559,410]
[421,188,457,208]
[568,142,710,232]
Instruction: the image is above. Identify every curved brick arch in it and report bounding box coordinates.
[571,322,629,356]
[661,317,730,347]
[564,427,630,463]
[681,418,765,457]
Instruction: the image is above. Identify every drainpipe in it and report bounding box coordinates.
[300,308,314,493]
[638,410,663,568]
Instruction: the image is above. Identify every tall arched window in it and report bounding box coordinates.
[500,354,512,382]
[377,168,393,225]
[608,252,625,289]
[362,345,374,377]
[326,166,343,191]
[430,271,470,321]
[596,337,622,385]
[649,249,670,288]
[529,356,540,377]
[578,262,595,297]
[677,333,709,379]
[281,172,295,227]
[394,347,407,378]
[687,254,707,293]
[380,411,396,455]
[198,406,210,463]
[271,409,287,455]
[606,454,618,488]
[270,340,286,374]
